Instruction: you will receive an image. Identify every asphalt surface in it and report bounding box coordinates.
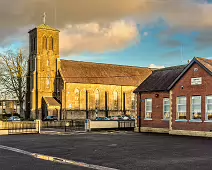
[1,132,212,169]
[0,147,87,170]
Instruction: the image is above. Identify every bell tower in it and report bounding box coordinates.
[26,13,60,119]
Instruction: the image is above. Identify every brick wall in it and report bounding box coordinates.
[172,63,212,131]
[138,92,169,128]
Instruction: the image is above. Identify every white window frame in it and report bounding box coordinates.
[163,98,170,119]
[177,96,187,120]
[145,98,152,119]
[191,96,201,120]
[206,96,212,121]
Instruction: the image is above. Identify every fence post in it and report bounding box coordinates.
[36,120,41,134]
[85,119,90,132]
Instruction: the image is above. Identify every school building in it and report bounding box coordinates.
[134,57,212,137]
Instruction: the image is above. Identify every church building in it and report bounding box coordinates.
[25,22,152,120]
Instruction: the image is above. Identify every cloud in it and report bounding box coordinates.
[143,32,148,36]
[60,20,139,55]
[148,64,165,69]
[1,0,212,55]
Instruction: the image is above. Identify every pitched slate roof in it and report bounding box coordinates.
[134,65,186,93]
[59,60,152,86]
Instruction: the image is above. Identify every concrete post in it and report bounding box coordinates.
[36,119,41,133]
[85,119,91,132]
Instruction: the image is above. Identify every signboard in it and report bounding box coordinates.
[191,77,202,85]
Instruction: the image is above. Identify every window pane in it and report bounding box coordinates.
[146,106,152,112]
[207,96,212,104]
[192,105,201,112]
[164,105,170,112]
[178,97,186,104]
[192,96,201,104]
[178,105,186,112]
[146,99,152,105]
[164,98,170,105]
[207,105,212,112]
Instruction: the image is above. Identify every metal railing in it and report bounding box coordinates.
[41,120,85,132]
[118,120,135,130]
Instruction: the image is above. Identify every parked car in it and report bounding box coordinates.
[108,116,118,120]
[129,116,135,120]
[7,116,21,122]
[95,117,110,120]
[43,116,58,121]
[121,116,129,120]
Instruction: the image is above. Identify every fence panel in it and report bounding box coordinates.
[0,121,39,135]
[118,120,135,131]
[41,120,85,132]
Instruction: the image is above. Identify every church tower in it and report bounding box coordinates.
[26,13,60,119]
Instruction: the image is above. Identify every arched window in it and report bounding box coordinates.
[46,75,50,88]
[42,36,47,50]
[49,37,54,50]
[75,89,80,109]
[95,89,100,109]
[113,91,118,110]
[131,93,136,110]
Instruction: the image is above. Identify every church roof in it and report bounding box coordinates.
[59,60,152,86]
[28,24,59,33]
[37,24,59,31]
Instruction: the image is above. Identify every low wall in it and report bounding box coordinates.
[89,120,135,130]
[90,121,119,129]
[134,127,212,138]
[169,130,212,138]
[134,127,169,133]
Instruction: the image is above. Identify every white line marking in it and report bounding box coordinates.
[0,145,118,170]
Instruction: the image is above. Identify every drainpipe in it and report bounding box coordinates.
[138,92,141,133]
[169,90,173,131]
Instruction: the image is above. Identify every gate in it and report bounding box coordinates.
[118,120,135,131]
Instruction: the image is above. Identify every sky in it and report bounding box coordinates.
[1,0,212,67]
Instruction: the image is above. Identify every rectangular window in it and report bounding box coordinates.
[177,97,186,119]
[163,98,170,119]
[191,96,201,119]
[206,96,212,120]
[145,98,152,119]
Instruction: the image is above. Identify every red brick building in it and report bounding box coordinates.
[135,57,212,137]
[169,57,212,136]
[134,65,185,133]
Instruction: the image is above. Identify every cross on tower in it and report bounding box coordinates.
[43,12,46,24]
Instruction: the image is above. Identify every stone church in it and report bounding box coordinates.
[25,22,152,120]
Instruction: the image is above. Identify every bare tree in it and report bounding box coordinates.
[0,49,27,117]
